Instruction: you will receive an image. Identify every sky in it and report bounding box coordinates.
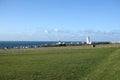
[0,0,120,41]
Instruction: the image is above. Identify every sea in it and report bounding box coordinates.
[0,41,80,48]
[0,41,58,48]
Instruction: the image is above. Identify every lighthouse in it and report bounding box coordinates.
[86,36,91,44]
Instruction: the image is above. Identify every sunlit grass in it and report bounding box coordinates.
[0,46,120,80]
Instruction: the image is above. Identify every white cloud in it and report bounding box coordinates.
[44,30,48,34]
[54,28,59,32]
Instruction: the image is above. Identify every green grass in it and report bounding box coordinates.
[0,46,120,80]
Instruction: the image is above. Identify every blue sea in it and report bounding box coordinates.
[0,41,58,48]
[0,41,84,48]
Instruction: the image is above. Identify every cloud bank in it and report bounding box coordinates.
[0,28,120,41]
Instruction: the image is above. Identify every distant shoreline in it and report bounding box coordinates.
[0,41,119,49]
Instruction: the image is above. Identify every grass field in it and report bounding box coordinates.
[0,45,120,80]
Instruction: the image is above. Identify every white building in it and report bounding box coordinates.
[86,36,91,44]
[58,40,62,45]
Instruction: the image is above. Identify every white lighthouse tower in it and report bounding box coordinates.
[86,36,91,44]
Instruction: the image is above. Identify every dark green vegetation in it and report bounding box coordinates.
[0,46,120,80]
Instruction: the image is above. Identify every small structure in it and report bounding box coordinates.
[57,40,66,46]
[58,40,62,45]
[91,44,95,47]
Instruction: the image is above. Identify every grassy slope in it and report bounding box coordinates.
[0,47,120,80]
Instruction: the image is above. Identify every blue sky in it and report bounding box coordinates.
[0,0,120,41]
